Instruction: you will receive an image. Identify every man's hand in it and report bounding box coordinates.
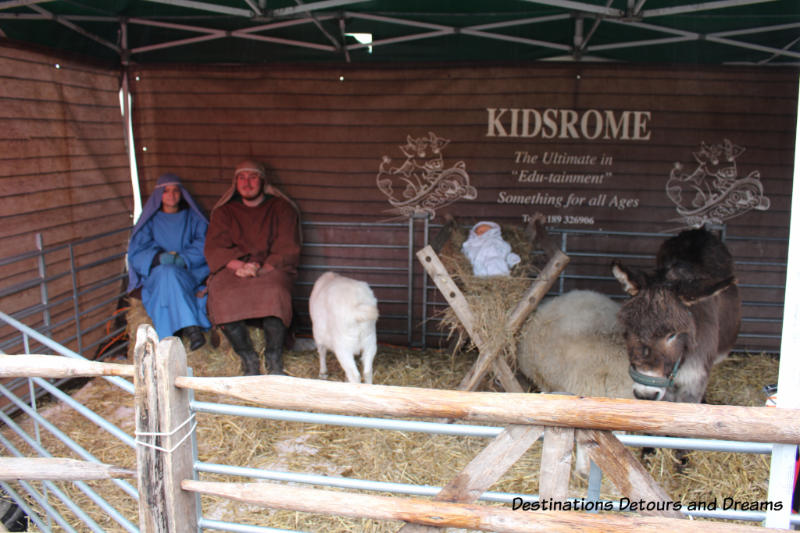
[235,261,260,278]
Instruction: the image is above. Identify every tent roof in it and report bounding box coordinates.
[0,0,798,67]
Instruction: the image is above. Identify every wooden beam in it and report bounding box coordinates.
[577,429,682,519]
[415,245,523,392]
[134,325,197,533]
[174,374,800,444]
[182,480,787,533]
[0,457,134,480]
[0,354,134,378]
[491,358,525,393]
[399,424,544,532]
[506,245,569,334]
[417,245,486,347]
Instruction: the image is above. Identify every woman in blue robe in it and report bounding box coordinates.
[127,173,211,349]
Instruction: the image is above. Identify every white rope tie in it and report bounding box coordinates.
[135,413,196,454]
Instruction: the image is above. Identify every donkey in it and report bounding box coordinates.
[611,228,741,403]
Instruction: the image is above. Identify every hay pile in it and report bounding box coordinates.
[124,295,152,363]
[0,293,782,532]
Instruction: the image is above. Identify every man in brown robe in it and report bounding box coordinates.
[204,160,301,375]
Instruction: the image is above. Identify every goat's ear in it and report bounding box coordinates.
[678,276,737,305]
[612,261,641,296]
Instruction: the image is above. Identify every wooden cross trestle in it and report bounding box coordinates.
[416,213,569,393]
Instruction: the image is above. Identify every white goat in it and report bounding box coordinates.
[309,271,379,384]
[517,290,633,476]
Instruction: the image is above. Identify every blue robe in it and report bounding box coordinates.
[128,209,211,339]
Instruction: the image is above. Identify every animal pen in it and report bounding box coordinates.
[1,2,800,530]
[0,212,799,531]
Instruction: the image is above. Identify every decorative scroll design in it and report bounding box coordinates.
[666,139,770,227]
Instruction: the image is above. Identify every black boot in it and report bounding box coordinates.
[183,326,206,351]
[263,317,286,375]
[220,321,261,375]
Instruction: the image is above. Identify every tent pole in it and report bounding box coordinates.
[765,75,800,529]
[119,20,142,223]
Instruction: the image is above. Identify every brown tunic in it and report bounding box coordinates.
[204,196,301,326]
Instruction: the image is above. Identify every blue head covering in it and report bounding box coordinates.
[127,173,208,292]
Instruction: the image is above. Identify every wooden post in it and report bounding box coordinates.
[416,245,487,348]
[539,427,574,501]
[134,325,197,533]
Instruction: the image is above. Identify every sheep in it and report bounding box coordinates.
[517,290,634,476]
[518,289,633,398]
[309,271,379,384]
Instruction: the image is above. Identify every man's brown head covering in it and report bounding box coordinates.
[233,159,267,180]
[213,160,300,213]
[211,160,302,241]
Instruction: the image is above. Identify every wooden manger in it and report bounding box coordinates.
[416,213,569,393]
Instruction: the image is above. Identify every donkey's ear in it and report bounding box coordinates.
[678,276,737,305]
[612,261,641,296]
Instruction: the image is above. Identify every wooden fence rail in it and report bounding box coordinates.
[174,374,800,444]
[0,355,135,486]
[181,480,788,533]
[0,354,134,378]
[4,350,798,445]
[1,331,799,532]
[0,458,134,481]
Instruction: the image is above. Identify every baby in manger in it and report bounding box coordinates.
[461,221,521,277]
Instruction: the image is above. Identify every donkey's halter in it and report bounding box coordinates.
[628,358,682,389]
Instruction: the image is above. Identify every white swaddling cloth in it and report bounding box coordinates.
[461,221,521,277]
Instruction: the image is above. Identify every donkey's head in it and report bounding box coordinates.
[612,261,735,401]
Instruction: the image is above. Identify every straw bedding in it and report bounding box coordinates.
[2,281,782,532]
